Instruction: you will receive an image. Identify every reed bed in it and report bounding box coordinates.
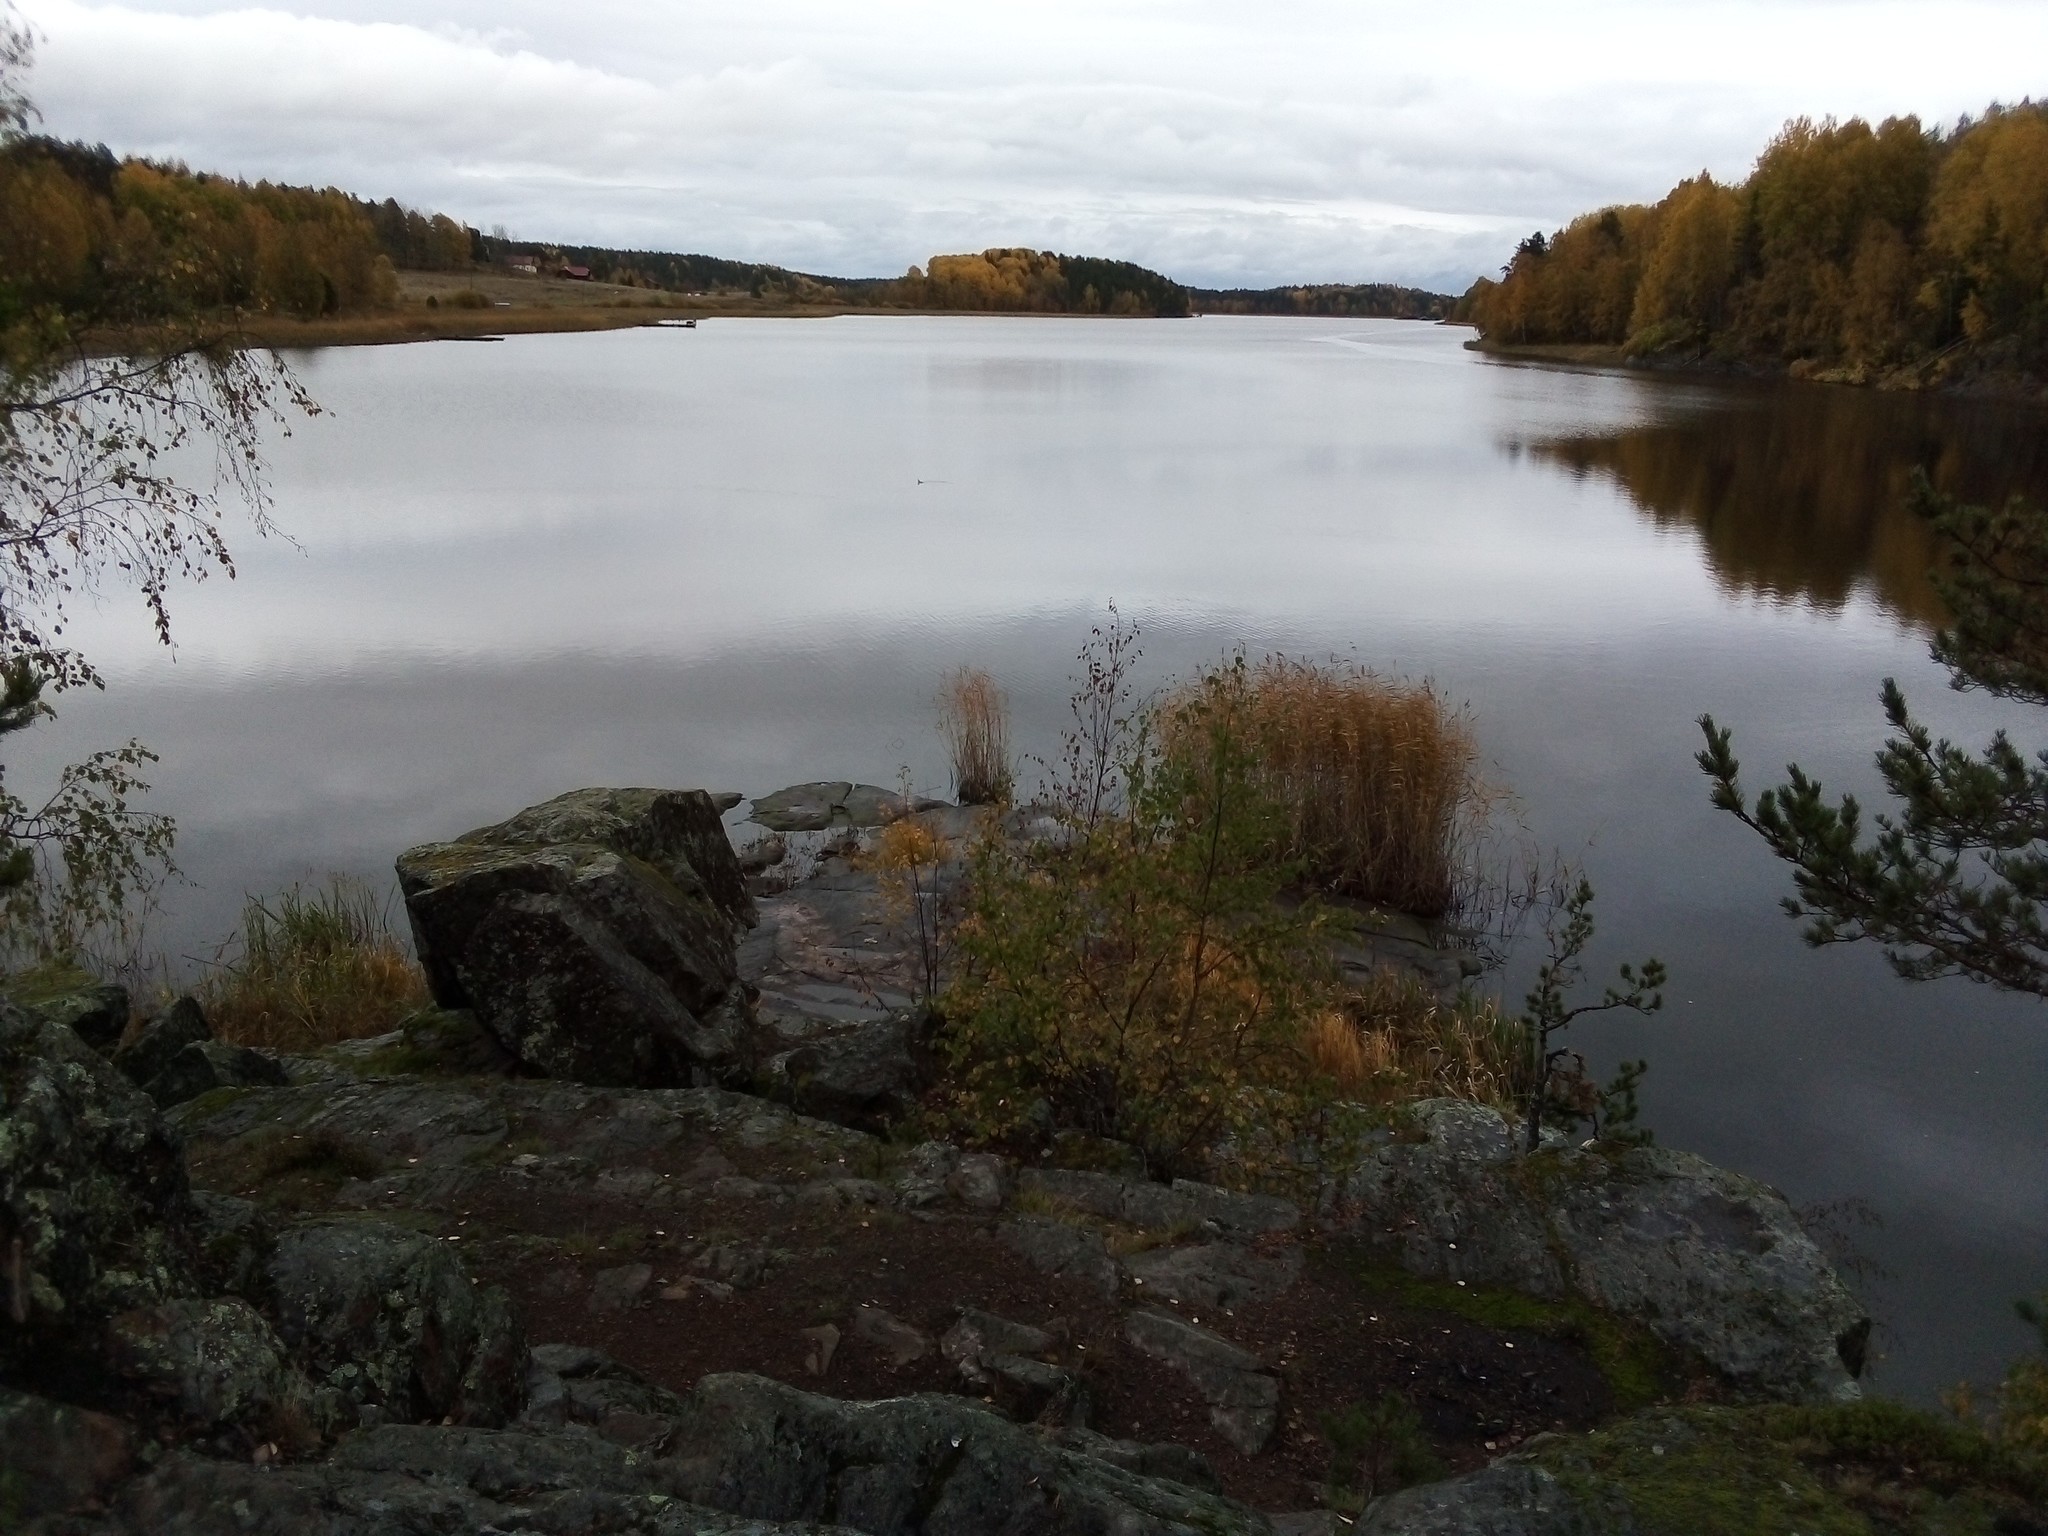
[1226,658,1480,917]
[1304,966,1523,1110]
[201,876,429,1050]
[940,667,1014,805]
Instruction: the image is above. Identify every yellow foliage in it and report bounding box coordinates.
[0,141,401,328]
[1470,101,2048,373]
[1930,106,2048,330]
[1631,176,1741,344]
[923,248,1068,312]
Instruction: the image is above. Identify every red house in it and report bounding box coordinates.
[559,264,593,281]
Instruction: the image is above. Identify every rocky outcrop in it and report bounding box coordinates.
[1354,1463,1606,1535]
[1123,1242,1303,1312]
[0,1386,137,1524]
[266,1220,527,1428]
[939,1309,1085,1422]
[0,1003,197,1383]
[107,996,288,1107]
[110,997,209,1088]
[1019,1168,1301,1240]
[0,964,130,1052]
[663,1370,1270,1534]
[783,1006,935,1129]
[396,788,755,1088]
[103,1297,328,1447]
[68,1361,1273,1536]
[748,782,938,833]
[1325,1099,1871,1404]
[1123,1309,1280,1455]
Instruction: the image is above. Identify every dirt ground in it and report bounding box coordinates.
[453,1176,1620,1511]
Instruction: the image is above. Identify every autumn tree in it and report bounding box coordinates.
[1465,100,2048,378]
[0,12,313,957]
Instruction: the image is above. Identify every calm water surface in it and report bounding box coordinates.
[24,316,2048,1399]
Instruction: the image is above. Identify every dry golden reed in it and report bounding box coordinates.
[202,876,430,1051]
[1173,658,1480,917]
[940,666,1014,805]
[1304,966,1523,1111]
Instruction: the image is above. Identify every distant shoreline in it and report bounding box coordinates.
[1462,335,2048,402]
[177,298,1447,353]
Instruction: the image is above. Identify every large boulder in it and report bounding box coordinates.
[103,1298,328,1447]
[265,1219,527,1427]
[0,1003,197,1386]
[397,788,755,1087]
[140,1040,290,1109]
[460,786,753,932]
[109,996,211,1091]
[395,786,757,1089]
[1324,1099,1871,1404]
[782,1007,934,1130]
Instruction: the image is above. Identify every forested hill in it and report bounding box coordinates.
[1189,283,1452,319]
[1459,101,2048,386]
[0,135,1439,328]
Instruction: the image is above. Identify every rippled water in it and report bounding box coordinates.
[20,316,2048,1398]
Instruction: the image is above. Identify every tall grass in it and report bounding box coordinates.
[940,667,1014,805]
[1304,967,1523,1110]
[201,876,429,1051]
[1174,658,1481,917]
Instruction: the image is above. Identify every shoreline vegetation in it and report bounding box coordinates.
[1452,101,2048,399]
[1,133,1451,355]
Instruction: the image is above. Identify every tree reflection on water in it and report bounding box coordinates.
[1517,383,2048,630]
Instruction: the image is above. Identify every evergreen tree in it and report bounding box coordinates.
[1700,476,2048,997]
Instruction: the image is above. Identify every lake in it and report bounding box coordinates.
[21,315,2048,1400]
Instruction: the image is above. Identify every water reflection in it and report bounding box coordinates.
[27,320,2048,1402]
[1516,384,2048,627]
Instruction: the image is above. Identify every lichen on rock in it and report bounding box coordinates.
[1324,1098,1872,1404]
[0,1003,198,1383]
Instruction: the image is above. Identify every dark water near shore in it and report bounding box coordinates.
[20,317,2048,1401]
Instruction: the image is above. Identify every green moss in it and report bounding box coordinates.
[180,1084,258,1120]
[192,1125,388,1208]
[343,1007,506,1078]
[1528,1403,2048,1536]
[1331,1250,1686,1410]
[0,959,99,1008]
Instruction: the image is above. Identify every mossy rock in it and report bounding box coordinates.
[341,1007,519,1078]
[1361,1402,2047,1533]
[1534,1402,2046,1535]
[1,960,130,1052]
[1332,1250,1690,1411]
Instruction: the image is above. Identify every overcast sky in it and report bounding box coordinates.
[15,0,2048,291]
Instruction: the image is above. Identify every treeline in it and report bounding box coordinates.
[1190,283,1451,319]
[888,249,1190,316]
[2,132,1433,330]
[473,233,812,296]
[0,136,397,328]
[362,198,475,271]
[1460,102,2048,381]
